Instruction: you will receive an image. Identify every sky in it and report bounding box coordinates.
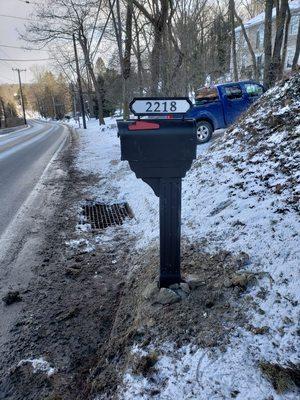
[0,0,50,84]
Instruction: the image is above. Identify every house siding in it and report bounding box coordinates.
[233,2,300,81]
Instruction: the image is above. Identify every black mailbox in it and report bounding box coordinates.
[118,98,197,287]
[118,119,197,195]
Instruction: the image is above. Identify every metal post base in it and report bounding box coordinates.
[159,178,182,287]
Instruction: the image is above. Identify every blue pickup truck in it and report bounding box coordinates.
[186,81,264,144]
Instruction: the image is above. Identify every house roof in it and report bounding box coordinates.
[235,0,300,32]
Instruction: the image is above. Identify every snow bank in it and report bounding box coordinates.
[122,340,299,400]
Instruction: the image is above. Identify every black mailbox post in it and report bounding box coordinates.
[118,98,197,287]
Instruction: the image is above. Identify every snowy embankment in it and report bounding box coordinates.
[73,75,299,399]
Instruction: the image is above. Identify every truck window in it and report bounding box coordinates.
[195,87,219,105]
[245,83,263,97]
[224,85,243,100]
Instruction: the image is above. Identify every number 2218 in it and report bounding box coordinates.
[145,101,177,113]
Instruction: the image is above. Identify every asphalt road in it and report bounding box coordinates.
[0,120,69,238]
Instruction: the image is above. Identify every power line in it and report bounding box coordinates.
[0,58,52,62]
[0,47,12,58]
[0,59,16,69]
[17,0,39,4]
[0,44,48,51]
[0,49,15,68]
[0,74,16,83]
[0,14,35,21]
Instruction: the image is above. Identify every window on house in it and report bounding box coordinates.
[241,53,247,68]
[245,83,264,97]
[256,26,264,49]
[256,55,263,68]
[286,49,294,68]
[256,31,260,49]
[224,85,243,100]
[290,15,299,35]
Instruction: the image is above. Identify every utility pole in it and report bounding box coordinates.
[12,68,27,125]
[51,95,57,120]
[72,33,87,129]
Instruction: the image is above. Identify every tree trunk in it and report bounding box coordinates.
[280,4,291,78]
[51,95,57,119]
[292,16,300,70]
[0,98,7,128]
[270,0,289,86]
[111,0,134,117]
[86,70,95,118]
[90,66,105,125]
[110,0,124,73]
[132,0,170,95]
[150,26,163,95]
[123,0,133,119]
[235,11,259,81]
[78,29,105,125]
[229,0,238,81]
[263,0,274,88]
[168,20,184,95]
[133,12,144,96]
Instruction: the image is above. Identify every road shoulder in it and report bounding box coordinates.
[0,125,71,391]
[0,124,130,399]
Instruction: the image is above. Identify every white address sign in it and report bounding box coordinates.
[130,97,192,116]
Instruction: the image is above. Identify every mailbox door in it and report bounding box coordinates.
[119,119,197,163]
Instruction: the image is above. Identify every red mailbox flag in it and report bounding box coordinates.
[128,121,160,131]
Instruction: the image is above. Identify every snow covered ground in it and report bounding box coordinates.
[72,75,300,399]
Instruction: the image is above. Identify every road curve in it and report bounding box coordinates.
[0,120,69,238]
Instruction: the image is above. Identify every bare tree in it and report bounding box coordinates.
[263,0,273,88]
[0,98,7,128]
[77,26,105,124]
[229,0,239,81]
[280,3,291,78]
[131,0,172,95]
[292,16,300,71]
[23,0,106,124]
[241,0,265,18]
[123,0,133,117]
[132,9,147,95]
[235,10,259,80]
[269,0,289,86]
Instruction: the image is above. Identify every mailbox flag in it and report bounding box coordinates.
[128,121,160,131]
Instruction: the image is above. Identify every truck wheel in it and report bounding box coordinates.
[196,121,213,144]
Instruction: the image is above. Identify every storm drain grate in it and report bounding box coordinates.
[81,202,133,230]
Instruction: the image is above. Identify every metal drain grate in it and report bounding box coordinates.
[81,202,133,230]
